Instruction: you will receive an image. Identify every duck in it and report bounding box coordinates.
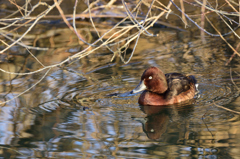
[130,66,198,106]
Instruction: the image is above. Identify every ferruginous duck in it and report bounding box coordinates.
[130,67,198,106]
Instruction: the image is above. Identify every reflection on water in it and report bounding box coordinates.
[136,104,195,140]
[0,25,240,159]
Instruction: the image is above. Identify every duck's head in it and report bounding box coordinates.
[131,67,168,94]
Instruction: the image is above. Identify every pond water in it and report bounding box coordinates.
[0,21,240,159]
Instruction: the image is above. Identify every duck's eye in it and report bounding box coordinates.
[148,76,152,80]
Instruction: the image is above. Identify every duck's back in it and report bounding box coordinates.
[165,73,197,99]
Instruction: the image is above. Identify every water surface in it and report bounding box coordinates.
[0,24,240,158]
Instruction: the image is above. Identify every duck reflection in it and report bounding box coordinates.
[135,103,194,140]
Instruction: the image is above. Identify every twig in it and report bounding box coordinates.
[213,102,240,114]
[0,146,29,157]
[0,2,50,30]
[170,0,238,37]
[230,67,240,92]
[195,0,240,16]
[200,0,206,44]
[180,0,188,28]
[0,33,49,51]
[0,1,57,54]
[4,1,27,19]
[86,0,114,53]
[202,117,214,137]
[226,42,240,65]
[118,0,157,63]
[0,68,52,106]
[204,16,240,62]
[73,0,96,47]
[122,0,155,36]
[25,47,45,67]
[8,0,25,16]
[53,0,85,42]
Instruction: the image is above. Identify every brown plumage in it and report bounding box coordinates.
[131,67,197,106]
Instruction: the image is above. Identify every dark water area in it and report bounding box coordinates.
[1,0,240,158]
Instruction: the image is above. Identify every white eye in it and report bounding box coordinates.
[148,76,152,79]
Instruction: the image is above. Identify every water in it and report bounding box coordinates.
[0,27,240,158]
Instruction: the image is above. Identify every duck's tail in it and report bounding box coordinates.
[188,75,199,95]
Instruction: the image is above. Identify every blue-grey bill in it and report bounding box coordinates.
[130,80,147,94]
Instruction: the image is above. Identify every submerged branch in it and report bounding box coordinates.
[214,102,240,115]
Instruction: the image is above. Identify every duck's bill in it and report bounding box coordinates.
[130,80,146,94]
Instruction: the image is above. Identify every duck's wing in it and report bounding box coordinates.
[165,73,197,99]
